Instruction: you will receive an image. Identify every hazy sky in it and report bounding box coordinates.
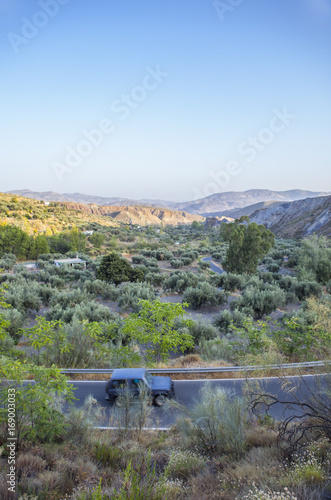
[1,0,330,201]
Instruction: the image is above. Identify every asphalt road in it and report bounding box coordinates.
[202,257,225,275]
[69,375,321,428]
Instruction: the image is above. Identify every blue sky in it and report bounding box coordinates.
[1,0,330,201]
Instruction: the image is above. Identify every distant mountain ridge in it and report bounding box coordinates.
[7,190,173,209]
[7,189,330,216]
[173,189,331,215]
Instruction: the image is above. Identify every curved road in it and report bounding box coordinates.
[70,375,322,428]
[202,257,225,275]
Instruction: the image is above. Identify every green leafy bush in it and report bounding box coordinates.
[183,282,227,310]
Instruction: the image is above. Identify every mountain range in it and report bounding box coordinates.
[8,189,330,216]
[4,189,331,237]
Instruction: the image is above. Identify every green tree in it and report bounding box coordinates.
[68,227,86,252]
[0,224,30,259]
[89,232,106,249]
[221,217,275,274]
[28,234,49,259]
[0,359,75,448]
[298,235,331,284]
[97,253,143,285]
[122,300,194,363]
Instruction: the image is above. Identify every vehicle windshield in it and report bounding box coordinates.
[144,372,153,386]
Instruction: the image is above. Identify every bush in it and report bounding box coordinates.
[183,282,227,310]
[163,271,201,293]
[145,272,166,286]
[213,309,247,331]
[170,259,184,269]
[218,272,245,292]
[165,450,206,479]
[47,300,114,324]
[83,279,119,301]
[5,282,42,314]
[175,384,247,457]
[117,282,156,312]
[233,285,286,319]
[291,281,322,301]
[1,307,24,342]
[199,337,233,362]
[0,253,16,270]
[184,320,218,343]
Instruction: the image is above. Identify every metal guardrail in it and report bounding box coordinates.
[60,360,329,375]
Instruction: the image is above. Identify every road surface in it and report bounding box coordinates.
[202,257,225,275]
[69,375,322,428]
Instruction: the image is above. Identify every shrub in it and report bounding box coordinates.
[17,453,47,478]
[64,395,106,445]
[117,282,156,312]
[145,272,166,286]
[218,272,245,292]
[291,281,322,301]
[199,337,233,362]
[184,320,218,343]
[198,260,210,270]
[175,384,247,457]
[47,297,114,323]
[213,309,247,331]
[4,282,42,314]
[0,253,16,270]
[170,258,184,269]
[165,450,206,479]
[163,271,201,293]
[1,307,24,342]
[83,279,119,301]
[267,262,280,273]
[183,282,227,310]
[289,450,327,485]
[234,285,286,319]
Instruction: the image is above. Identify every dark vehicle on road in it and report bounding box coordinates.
[105,368,175,406]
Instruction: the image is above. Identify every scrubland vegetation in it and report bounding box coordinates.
[0,214,330,498]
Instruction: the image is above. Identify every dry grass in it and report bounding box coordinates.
[1,424,327,500]
[17,452,47,478]
[246,425,279,449]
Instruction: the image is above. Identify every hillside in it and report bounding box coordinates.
[250,195,331,237]
[0,193,203,235]
[56,202,205,225]
[205,200,284,219]
[9,188,330,216]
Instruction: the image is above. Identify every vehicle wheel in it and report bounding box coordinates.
[154,394,168,407]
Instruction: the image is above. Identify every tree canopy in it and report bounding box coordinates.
[221,217,275,274]
[97,252,144,285]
